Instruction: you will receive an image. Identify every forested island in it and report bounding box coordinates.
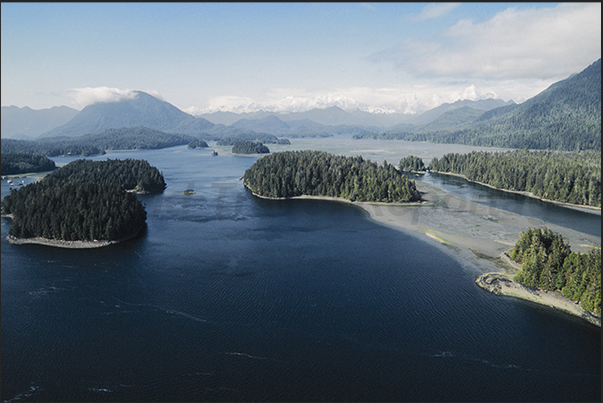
[1,159,166,246]
[46,158,167,194]
[1,153,56,175]
[509,227,600,315]
[407,150,600,207]
[187,139,209,149]
[232,141,270,154]
[243,150,421,202]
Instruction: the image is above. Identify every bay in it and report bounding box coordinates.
[1,143,600,402]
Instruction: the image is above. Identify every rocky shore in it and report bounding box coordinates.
[5,225,145,249]
[476,272,601,327]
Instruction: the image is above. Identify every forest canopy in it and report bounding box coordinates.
[424,150,601,207]
[232,141,270,154]
[1,153,56,175]
[0,127,196,157]
[1,159,166,242]
[188,139,209,149]
[243,150,421,203]
[44,158,167,194]
[510,227,600,316]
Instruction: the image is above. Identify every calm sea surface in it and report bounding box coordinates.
[1,145,600,402]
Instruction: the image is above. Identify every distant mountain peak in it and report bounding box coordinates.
[37,90,215,138]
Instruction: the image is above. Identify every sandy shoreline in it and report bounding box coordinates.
[244,179,601,326]
[475,272,601,327]
[358,184,601,326]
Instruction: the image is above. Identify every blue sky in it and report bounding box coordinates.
[1,2,600,114]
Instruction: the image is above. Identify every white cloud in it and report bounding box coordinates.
[185,84,519,116]
[414,3,460,21]
[376,3,601,80]
[61,87,165,109]
[359,3,375,11]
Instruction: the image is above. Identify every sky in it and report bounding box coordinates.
[1,2,601,115]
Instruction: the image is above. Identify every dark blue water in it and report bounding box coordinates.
[1,146,600,402]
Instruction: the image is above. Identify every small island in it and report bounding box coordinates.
[187,139,209,149]
[2,158,166,248]
[476,227,601,326]
[1,153,57,175]
[232,141,270,155]
[242,150,421,203]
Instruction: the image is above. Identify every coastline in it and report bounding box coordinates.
[475,272,601,327]
[244,179,601,326]
[429,170,601,214]
[5,225,145,249]
[242,182,427,207]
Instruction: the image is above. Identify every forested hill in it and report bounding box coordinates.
[243,150,421,203]
[462,58,601,150]
[427,150,601,207]
[1,127,196,156]
[356,59,601,151]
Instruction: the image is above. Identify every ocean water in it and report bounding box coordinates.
[1,145,600,402]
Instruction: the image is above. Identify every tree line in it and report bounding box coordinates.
[1,153,56,175]
[411,149,600,207]
[216,133,286,146]
[0,127,197,157]
[1,138,105,157]
[232,141,270,154]
[510,227,600,315]
[187,139,209,149]
[1,158,165,242]
[243,150,421,202]
[45,158,167,194]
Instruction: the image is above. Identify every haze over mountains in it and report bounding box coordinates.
[360,58,601,150]
[1,59,600,151]
[1,105,78,139]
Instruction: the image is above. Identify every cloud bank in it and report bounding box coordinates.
[62,87,165,109]
[374,3,601,80]
[184,84,507,116]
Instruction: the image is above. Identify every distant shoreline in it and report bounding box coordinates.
[429,170,601,214]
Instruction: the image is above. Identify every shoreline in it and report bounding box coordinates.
[242,182,427,207]
[5,225,145,249]
[475,272,601,327]
[429,170,601,214]
[244,180,601,326]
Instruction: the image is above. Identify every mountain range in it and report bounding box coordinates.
[1,105,79,139]
[1,59,600,151]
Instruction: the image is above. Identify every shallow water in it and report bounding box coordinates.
[1,144,600,402]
